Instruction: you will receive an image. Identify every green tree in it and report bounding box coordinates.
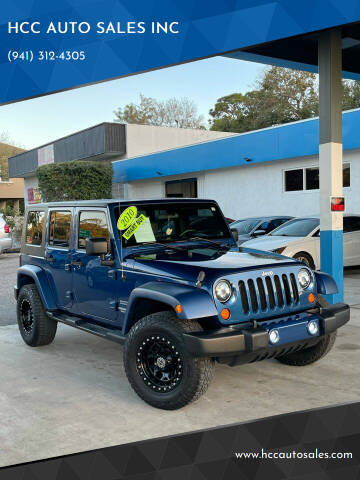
[0,133,23,180]
[114,94,205,129]
[37,161,113,202]
[209,66,360,133]
[342,79,360,110]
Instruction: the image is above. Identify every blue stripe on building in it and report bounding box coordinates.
[113,109,360,183]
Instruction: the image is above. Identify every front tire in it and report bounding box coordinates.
[17,284,57,347]
[276,331,337,366]
[124,311,214,410]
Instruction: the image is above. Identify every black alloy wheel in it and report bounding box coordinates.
[20,298,34,335]
[136,334,183,393]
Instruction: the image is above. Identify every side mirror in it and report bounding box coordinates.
[253,229,266,237]
[231,228,239,242]
[86,237,108,257]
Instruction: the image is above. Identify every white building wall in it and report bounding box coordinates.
[113,125,234,199]
[126,149,360,219]
[125,124,235,158]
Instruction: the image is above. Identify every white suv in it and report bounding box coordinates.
[0,214,12,253]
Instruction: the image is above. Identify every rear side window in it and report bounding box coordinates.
[49,211,72,248]
[78,211,109,249]
[26,211,45,246]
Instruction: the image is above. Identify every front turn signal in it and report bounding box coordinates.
[308,293,316,303]
[221,308,231,320]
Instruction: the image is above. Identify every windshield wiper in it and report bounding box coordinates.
[136,241,184,252]
[185,236,229,249]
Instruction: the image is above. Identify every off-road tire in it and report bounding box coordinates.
[124,311,214,410]
[17,284,57,347]
[293,252,315,270]
[276,331,337,366]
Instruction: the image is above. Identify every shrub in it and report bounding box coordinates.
[36,160,113,202]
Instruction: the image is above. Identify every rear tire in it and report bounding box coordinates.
[293,252,315,270]
[124,311,214,410]
[17,284,57,347]
[276,331,337,366]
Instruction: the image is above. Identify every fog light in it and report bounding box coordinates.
[307,320,319,335]
[269,329,280,344]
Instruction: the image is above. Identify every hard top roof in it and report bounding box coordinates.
[26,198,219,208]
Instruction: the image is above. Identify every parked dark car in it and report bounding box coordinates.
[15,200,348,410]
[231,216,293,245]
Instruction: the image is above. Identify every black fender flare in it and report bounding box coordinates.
[17,265,57,310]
[314,271,338,295]
[122,281,218,334]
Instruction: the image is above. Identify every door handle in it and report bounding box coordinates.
[71,260,83,267]
[45,255,55,263]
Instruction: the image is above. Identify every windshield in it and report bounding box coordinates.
[270,218,319,237]
[114,202,230,247]
[231,218,261,234]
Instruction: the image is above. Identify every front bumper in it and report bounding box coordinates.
[183,302,350,365]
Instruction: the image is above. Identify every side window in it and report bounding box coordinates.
[259,219,284,233]
[49,211,72,248]
[78,211,109,249]
[26,211,45,246]
[258,221,269,232]
[265,220,280,233]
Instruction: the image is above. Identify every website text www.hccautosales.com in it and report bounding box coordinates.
[234,448,353,460]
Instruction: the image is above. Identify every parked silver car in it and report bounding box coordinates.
[230,216,293,245]
[0,214,12,253]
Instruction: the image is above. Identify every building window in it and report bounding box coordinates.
[343,164,350,187]
[284,164,350,192]
[165,178,197,198]
[284,169,303,191]
[305,166,319,190]
[48,211,72,248]
[25,211,45,246]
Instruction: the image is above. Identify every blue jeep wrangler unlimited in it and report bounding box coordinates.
[16,199,349,409]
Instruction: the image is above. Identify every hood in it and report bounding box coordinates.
[131,247,297,283]
[242,235,305,251]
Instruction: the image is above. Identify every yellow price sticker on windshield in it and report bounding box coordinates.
[117,206,138,231]
[122,214,147,240]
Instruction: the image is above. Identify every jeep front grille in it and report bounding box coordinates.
[238,273,299,314]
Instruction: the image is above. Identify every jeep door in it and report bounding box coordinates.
[44,209,74,309]
[70,208,120,323]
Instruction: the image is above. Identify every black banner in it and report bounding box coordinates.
[1,402,359,479]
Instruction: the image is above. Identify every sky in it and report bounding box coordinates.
[0,56,263,150]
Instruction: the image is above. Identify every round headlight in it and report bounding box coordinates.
[298,268,311,289]
[215,280,233,303]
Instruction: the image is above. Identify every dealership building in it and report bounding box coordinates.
[8,108,360,220]
[112,108,360,220]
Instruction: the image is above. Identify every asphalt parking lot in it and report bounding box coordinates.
[1,253,360,467]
